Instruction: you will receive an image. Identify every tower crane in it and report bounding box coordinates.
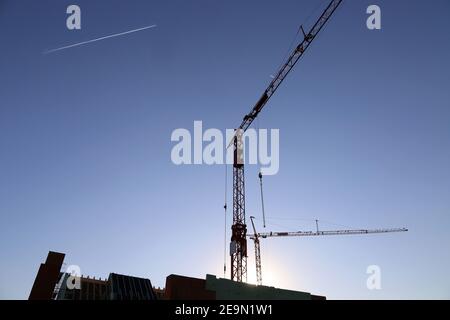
[229,0,344,282]
[248,216,408,286]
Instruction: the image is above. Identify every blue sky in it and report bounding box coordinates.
[0,0,449,299]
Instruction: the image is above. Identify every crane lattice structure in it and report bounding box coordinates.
[249,216,408,286]
[230,0,344,282]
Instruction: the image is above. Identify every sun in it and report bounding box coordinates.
[246,252,289,287]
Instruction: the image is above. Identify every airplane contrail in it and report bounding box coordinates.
[43,24,157,54]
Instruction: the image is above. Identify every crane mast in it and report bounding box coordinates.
[230,0,343,282]
[249,216,262,286]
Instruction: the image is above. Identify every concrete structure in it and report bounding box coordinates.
[29,251,65,300]
[164,274,325,300]
[153,286,165,300]
[30,251,325,300]
[108,273,157,300]
[55,272,157,300]
[29,251,157,301]
[165,274,215,300]
[56,274,108,300]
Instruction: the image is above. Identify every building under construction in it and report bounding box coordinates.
[29,251,325,300]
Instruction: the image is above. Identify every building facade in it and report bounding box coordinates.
[30,251,325,300]
[30,252,157,301]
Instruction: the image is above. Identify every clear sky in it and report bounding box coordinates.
[1,0,449,299]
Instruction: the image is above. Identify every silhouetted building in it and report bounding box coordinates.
[30,251,325,300]
[29,251,157,301]
[108,273,157,300]
[29,251,65,300]
[153,286,165,300]
[165,274,326,300]
[165,274,216,300]
[56,274,108,300]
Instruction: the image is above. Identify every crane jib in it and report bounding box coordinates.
[241,92,269,130]
[230,0,344,283]
[238,0,343,133]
